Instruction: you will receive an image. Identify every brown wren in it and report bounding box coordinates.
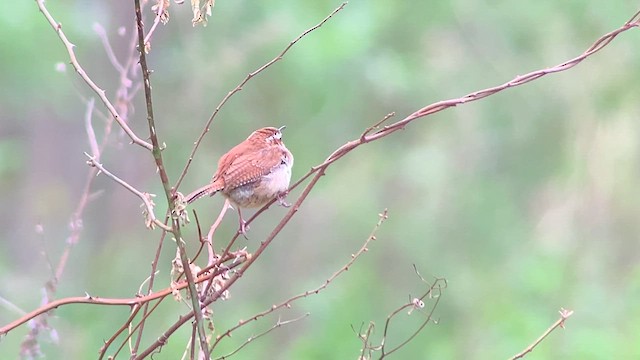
[184,126,293,233]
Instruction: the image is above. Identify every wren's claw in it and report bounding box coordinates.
[277,193,291,208]
[239,220,250,239]
[237,208,250,239]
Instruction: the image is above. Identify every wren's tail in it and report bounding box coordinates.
[184,184,220,204]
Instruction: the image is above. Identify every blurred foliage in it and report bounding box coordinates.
[1,0,639,359]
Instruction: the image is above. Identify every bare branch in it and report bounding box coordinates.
[210,209,389,352]
[91,11,165,355]
[0,270,225,336]
[93,23,125,74]
[352,272,446,359]
[213,314,309,360]
[360,11,640,146]
[84,153,171,231]
[380,277,446,358]
[361,112,395,142]
[355,322,375,360]
[97,304,142,359]
[35,0,153,150]
[20,95,111,356]
[0,296,26,316]
[132,0,210,356]
[106,299,166,360]
[200,200,232,300]
[84,98,100,158]
[129,228,168,355]
[206,200,231,264]
[144,0,169,46]
[510,308,574,360]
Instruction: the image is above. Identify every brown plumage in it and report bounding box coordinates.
[185,126,293,233]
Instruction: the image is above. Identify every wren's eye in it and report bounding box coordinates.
[265,131,282,143]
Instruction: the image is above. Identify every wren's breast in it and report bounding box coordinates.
[261,160,292,195]
[224,161,292,208]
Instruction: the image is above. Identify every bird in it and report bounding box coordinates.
[184,126,293,234]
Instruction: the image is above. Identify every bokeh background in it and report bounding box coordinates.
[1,1,640,358]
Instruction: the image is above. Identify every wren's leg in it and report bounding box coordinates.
[277,192,291,208]
[237,207,249,238]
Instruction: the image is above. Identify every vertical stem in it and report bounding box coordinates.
[132,1,210,358]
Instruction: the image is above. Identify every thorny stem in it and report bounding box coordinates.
[35,0,153,150]
[132,0,210,358]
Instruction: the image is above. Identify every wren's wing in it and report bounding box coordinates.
[219,147,284,190]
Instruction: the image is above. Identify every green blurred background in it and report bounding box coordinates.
[1,0,640,359]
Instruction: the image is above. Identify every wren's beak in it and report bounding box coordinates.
[278,125,286,132]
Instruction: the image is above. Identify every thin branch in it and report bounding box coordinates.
[130,216,169,356]
[132,0,210,357]
[97,304,142,359]
[97,273,157,360]
[20,94,111,357]
[0,296,26,316]
[214,314,309,360]
[93,23,125,74]
[360,9,640,146]
[380,277,447,358]
[24,22,139,348]
[189,210,208,264]
[0,270,222,335]
[351,271,446,359]
[210,209,389,352]
[188,323,197,360]
[144,0,168,46]
[200,7,640,307]
[510,308,574,360]
[84,98,100,158]
[173,2,349,190]
[106,299,166,359]
[83,153,171,231]
[355,322,375,360]
[206,200,230,264]
[53,99,104,284]
[35,0,153,150]
[200,201,231,300]
[360,112,395,142]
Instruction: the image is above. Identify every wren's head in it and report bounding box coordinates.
[247,126,286,145]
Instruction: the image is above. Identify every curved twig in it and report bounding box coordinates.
[35,0,153,150]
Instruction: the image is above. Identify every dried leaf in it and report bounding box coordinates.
[151,0,170,24]
[191,0,215,26]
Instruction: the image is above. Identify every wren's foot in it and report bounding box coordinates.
[238,219,250,239]
[277,192,291,208]
[236,207,250,239]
